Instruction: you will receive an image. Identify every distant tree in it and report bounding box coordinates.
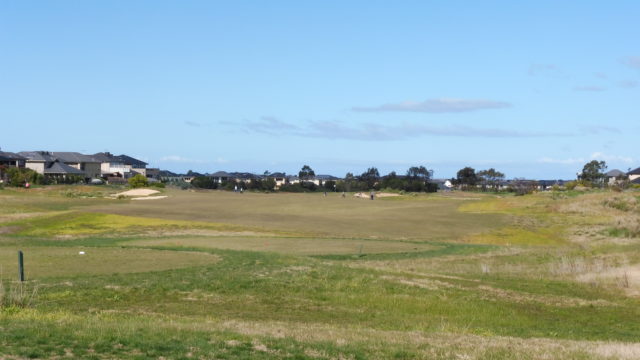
[128,174,149,188]
[579,160,607,187]
[406,166,432,181]
[359,167,380,189]
[298,165,315,180]
[456,167,478,190]
[477,168,505,192]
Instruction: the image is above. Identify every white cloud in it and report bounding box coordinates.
[352,98,511,113]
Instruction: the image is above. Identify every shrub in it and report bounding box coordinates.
[149,181,165,188]
[0,281,38,309]
[128,174,149,188]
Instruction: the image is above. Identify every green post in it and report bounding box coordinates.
[18,250,24,282]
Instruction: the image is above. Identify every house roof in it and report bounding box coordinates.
[44,160,85,175]
[210,171,231,177]
[606,169,626,177]
[315,174,339,180]
[92,152,120,162]
[117,154,148,167]
[628,167,640,176]
[0,151,26,161]
[268,172,287,178]
[51,152,100,163]
[18,151,57,162]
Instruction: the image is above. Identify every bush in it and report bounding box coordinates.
[149,181,165,188]
[128,174,149,188]
[0,281,38,309]
[191,176,217,189]
[5,167,45,187]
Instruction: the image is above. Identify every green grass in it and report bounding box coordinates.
[0,187,639,359]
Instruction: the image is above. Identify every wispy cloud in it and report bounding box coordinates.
[579,125,620,135]
[159,155,206,163]
[573,85,605,92]
[352,98,511,113]
[622,56,640,69]
[538,152,634,165]
[618,80,638,88]
[185,121,202,127]
[528,63,566,78]
[225,118,568,141]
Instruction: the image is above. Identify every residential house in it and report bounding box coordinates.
[50,152,101,180]
[92,153,148,179]
[605,169,627,185]
[210,171,231,184]
[628,167,640,182]
[266,172,287,188]
[0,151,26,182]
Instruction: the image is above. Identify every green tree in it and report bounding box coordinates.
[579,160,607,187]
[477,168,505,192]
[128,174,149,188]
[298,165,315,180]
[359,167,380,189]
[456,167,478,190]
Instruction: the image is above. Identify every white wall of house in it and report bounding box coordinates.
[25,161,45,174]
[630,174,640,181]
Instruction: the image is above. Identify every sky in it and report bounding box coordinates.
[1,1,638,179]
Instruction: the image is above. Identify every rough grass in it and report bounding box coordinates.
[0,187,639,359]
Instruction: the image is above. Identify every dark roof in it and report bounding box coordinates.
[606,169,625,177]
[18,151,57,162]
[230,172,257,180]
[632,178,640,185]
[210,171,231,177]
[628,167,640,176]
[92,152,119,162]
[0,151,26,161]
[44,160,85,175]
[315,174,339,180]
[268,172,287,178]
[116,154,148,167]
[51,152,99,163]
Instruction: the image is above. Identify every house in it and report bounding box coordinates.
[210,171,231,184]
[92,153,148,179]
[628,167,640,182]
[19,151,102,182]
[0,151,26,168]
[117,154,148,177]
[50,152,101,180]
[605,169,627,185]
[266,172,287,188]
[0,151,26,182]
[43,159,85,182]
[538,180,567,190]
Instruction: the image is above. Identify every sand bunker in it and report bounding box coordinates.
[131,195,168,201]
[114,189,160,197]
[353,192,401,199]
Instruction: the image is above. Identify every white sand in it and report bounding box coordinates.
[114,189,160,197]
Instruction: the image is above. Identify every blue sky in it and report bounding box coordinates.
[1,1,638,179]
